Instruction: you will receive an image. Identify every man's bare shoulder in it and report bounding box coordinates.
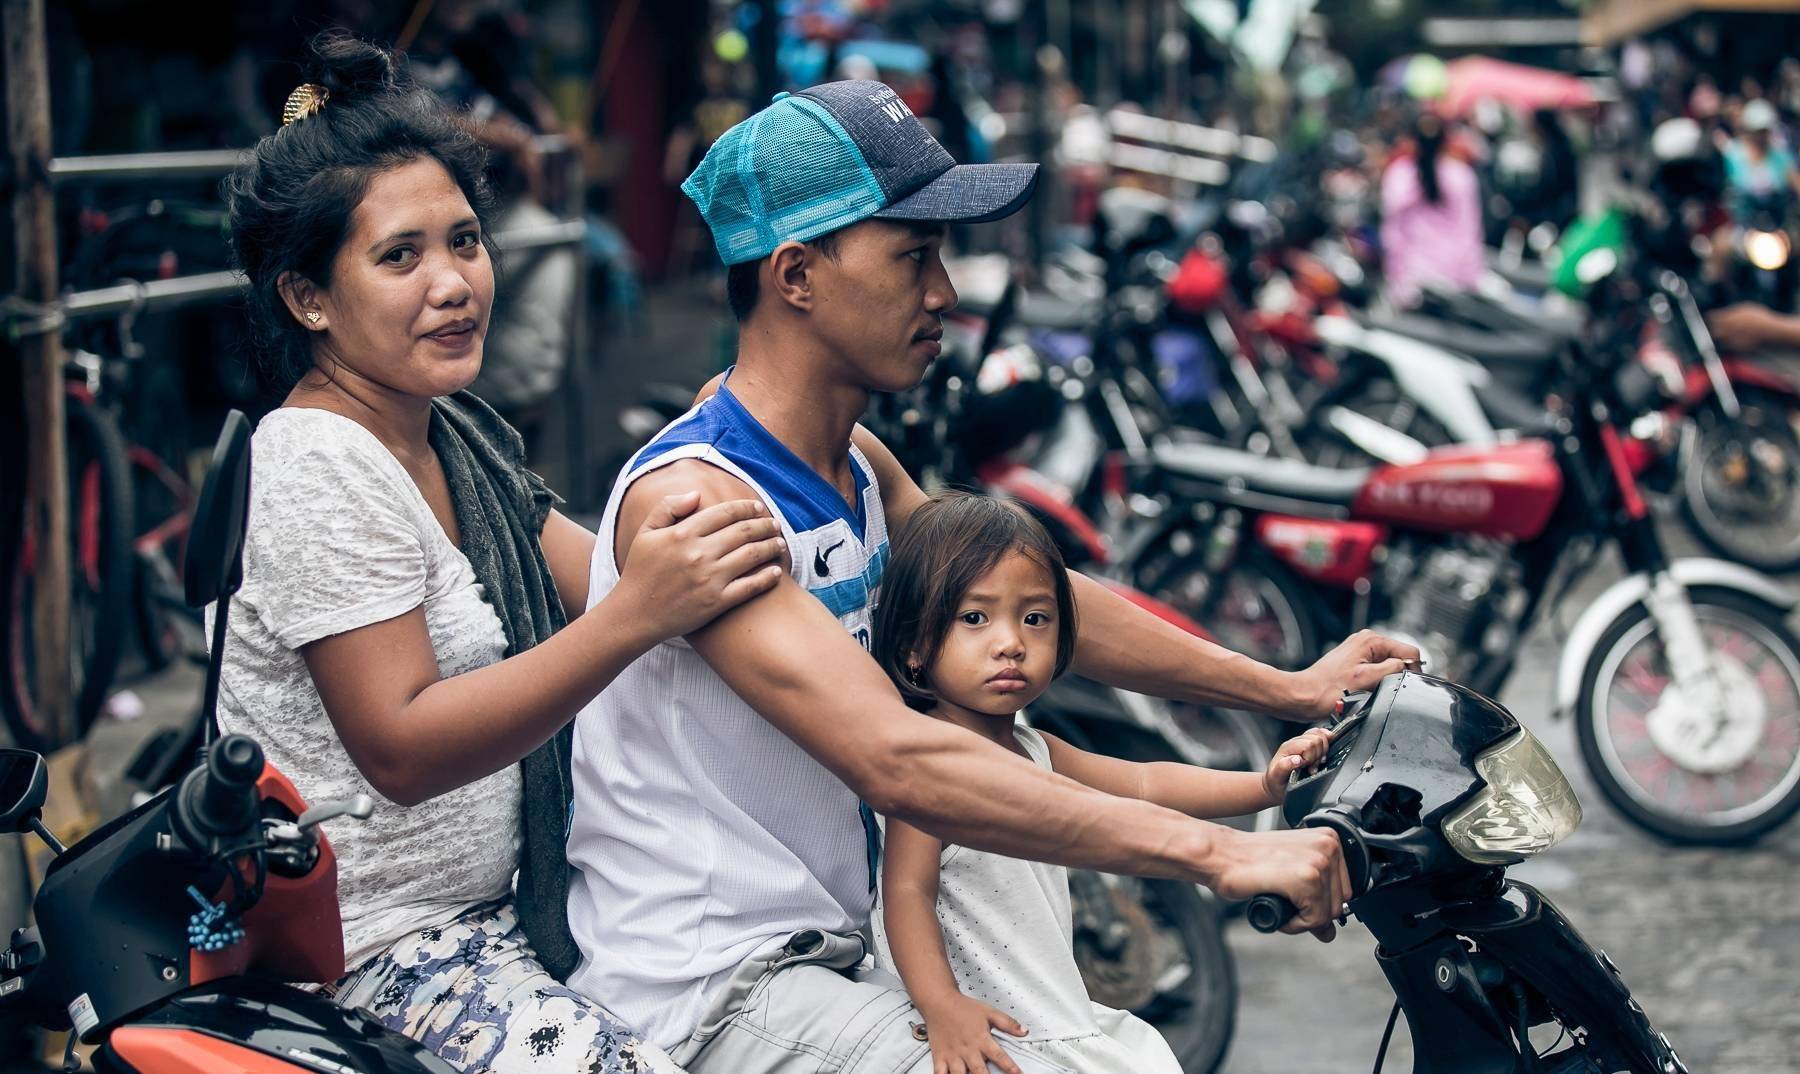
[613,458,770,567]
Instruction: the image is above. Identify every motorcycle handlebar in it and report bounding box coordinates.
[183,735,265,842]
[1246,895,1298,934]
[1247,810,1371,935]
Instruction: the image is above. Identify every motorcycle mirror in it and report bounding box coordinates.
[184,410,253,609]
[0,750,49,835]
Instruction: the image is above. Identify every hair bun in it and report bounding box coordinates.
[309,31,401,103]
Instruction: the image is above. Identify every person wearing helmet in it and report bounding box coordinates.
[1724,98,1800,222]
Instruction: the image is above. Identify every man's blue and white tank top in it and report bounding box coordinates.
[565,379,889,1050]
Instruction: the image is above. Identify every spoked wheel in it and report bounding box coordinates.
[1071,871,1236,1074]
[1138,544,1320,672]
[1680,394,1800,572]
[1577,587,1800,844]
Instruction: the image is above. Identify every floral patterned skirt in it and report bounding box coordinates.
[328,900,682,1074]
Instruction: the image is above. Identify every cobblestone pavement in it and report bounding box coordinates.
[1220,537,1800,1074]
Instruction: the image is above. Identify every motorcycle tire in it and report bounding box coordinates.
[1679,391,1800,573]
[3,391,135,751]
[1576,585,1800,845]
[1071,872,1237,1074]
[1135,543,1323,673]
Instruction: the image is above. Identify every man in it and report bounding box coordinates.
[565,80,1419,1072]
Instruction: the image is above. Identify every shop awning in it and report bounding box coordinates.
[1582,0,1800,45]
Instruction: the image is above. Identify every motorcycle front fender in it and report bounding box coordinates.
[1550,559,1800,718]
[1441,881,1685,1074]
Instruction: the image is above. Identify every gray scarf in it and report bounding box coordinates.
[429,391,579,980]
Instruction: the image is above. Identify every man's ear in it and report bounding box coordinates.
[767,241,816,313]
[277,271,329,332]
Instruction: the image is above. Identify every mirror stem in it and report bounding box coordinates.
[28,817,65,856]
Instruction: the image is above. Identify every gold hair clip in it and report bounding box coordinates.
[281,83,330,126]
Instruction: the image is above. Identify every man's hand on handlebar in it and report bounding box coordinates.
[1290,630,1423,720]
[1207,827,1352,942]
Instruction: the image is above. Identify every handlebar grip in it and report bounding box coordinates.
[1246,894,1299,934]
[191,735,264,838]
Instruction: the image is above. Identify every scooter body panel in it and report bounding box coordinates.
[103,978,457,1074]
[1550,558,1800,717]
[1352,441,1564,539]
[1442,882,1678,1073]
[191,766,344,989]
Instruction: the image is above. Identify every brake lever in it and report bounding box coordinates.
[265,795,375,846]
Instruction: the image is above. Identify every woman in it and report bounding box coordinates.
[1379,113,1484,308]
[219,34,782,1073]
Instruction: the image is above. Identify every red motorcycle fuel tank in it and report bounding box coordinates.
[1351,441,1563,540]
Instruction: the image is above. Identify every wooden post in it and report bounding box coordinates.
[4,0,74,746]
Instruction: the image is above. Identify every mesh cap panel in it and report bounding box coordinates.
[682,95,885,265]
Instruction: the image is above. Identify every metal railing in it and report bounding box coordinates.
[10,135,602,504]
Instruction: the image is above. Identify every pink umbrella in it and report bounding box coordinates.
[1440,56,1595,117]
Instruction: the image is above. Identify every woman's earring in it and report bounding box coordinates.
[305,312,322,325]
[906,663,923,685]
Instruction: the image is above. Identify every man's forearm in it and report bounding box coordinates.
[877,714,1231,886]
[1066,571,1309,713]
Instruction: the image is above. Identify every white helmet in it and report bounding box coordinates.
[1651,117,1705,163]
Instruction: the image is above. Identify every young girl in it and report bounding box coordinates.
[870,492,1331,1074]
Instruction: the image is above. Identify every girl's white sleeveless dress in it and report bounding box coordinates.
[872,720,1185,1074]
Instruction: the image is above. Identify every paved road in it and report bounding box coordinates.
[1219,532,1800,1074]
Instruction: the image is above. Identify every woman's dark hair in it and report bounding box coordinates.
[872,490,1078,712]
[1414,114,1445,205]
[224,32,500,395]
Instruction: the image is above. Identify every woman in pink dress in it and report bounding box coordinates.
[1380,114,1485,307]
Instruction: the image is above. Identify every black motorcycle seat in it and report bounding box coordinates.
[1154,440,1369,507]
[1361,311,1553,370]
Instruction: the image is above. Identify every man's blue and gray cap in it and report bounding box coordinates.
[682,79,1039,265]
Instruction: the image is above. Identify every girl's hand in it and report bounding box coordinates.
[918,994,1027,1074]
[1263,727,1334,804]
[615,491,786,640]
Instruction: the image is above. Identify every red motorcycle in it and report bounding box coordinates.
[1132,262,1800,846]
[0,412,452,1074]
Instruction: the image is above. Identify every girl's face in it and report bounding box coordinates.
[918,549,1061,718]
[290,157,494,400]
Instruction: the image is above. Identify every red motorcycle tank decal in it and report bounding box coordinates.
[1352,441,1564,539]
[1254,516,1387,587]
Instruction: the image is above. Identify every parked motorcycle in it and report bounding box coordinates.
[0,411,454,1074]
[1247,672,1688,1074]
[1132,248,1800,845]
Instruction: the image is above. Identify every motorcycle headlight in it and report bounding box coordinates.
[1744,229,1791,272]
[1441,728,1582,865]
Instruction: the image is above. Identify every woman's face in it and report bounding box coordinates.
[299,157,494,400]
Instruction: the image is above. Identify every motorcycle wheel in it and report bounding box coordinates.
[3,392,135,751]
[1576,586,1800,844]
[1679,391,1800,572]
[1071,871,1236,1074]
[1136,545,1321,672]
